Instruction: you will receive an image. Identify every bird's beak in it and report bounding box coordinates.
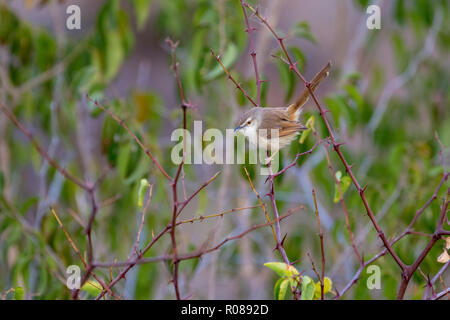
[234,126,242,133]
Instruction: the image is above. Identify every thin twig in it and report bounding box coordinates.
[132,184,154,256]
[312,189,325,300]
[87,96,172,181]
[0,101,89,190]
[239,0,262,107]
[211,50,258,107]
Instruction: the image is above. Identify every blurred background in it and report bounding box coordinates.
[0,0,448,299]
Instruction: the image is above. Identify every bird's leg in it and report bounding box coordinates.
[265,148,280,165]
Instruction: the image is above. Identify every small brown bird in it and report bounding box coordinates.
[234,62,331,163]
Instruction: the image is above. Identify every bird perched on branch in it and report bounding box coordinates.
[234,62,331,163]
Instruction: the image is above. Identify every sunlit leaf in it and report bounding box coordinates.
[334,172,352,203]
[204,43,239,81]
[81,280,102,297]
[299,128,311,144]
[314,277,333,299]
[14,287,24,300]
[264,262,299,278]
[138,178,149,207]
[274,278,289,300]
[301,276,315,300]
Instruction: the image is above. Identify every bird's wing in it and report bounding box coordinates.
[258,110,306,139]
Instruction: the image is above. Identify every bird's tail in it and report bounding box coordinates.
[286,61,331,119]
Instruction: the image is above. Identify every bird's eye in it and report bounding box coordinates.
[247,120,251,125]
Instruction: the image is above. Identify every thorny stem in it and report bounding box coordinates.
[0,102,89,190]
[266,160,290,265]
[211,50,258,107]
[396,189,449,299]
[92,210,296,269]
[88,97,172,181]
[312,128,362,263]
[244,0,406,273]
[240,0,262,107]
[50,208,119,299]
[243,167,277,242]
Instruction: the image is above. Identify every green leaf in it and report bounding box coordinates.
[0,170,4,196]
[301,276,315,300]
[393,0,406,25]
[292,21,316,43]
[274,278,289,300]
[323,277,332,293]
[14,287,24,300]
[264,262,299,278]
[344,84,364,110]
[299,116,315,144]
[137,178,149,207]
[340,176,351,196]
[81,280,102,297]
[204,43,238,81]
[275,49,296,102]
[105,30,125,80]
[314,277,333,299]
[299,128,311,144]
[132,0,152,30]
[333,172,352,203]
[117,144,131,180]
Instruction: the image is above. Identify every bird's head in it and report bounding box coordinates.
[234,109,260,136]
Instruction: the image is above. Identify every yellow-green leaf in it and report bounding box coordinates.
[323,277,332,293]
[264,262,299,278]
[301,276,315,300]
[314,277,333,299]
[137,178,149,207]
[81,280,102,297]
[299,128,311,144]
[14,287,24,300]
[333,173,352,203]
[306,115,315,130]
[204,43,238,81]
[274,278,289,300]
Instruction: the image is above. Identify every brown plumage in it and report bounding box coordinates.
[234,62,331,153]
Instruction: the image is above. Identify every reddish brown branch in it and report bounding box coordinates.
[211,50,258,107]
[176,171,221,217]
[270,139,326,180]
[88,96,172,181]
[239,0,262,107]
[266,160,290,264]
[93,209,296,269]
[0,101,89,191]
[50,208,119,300]
[397,189,449,299]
